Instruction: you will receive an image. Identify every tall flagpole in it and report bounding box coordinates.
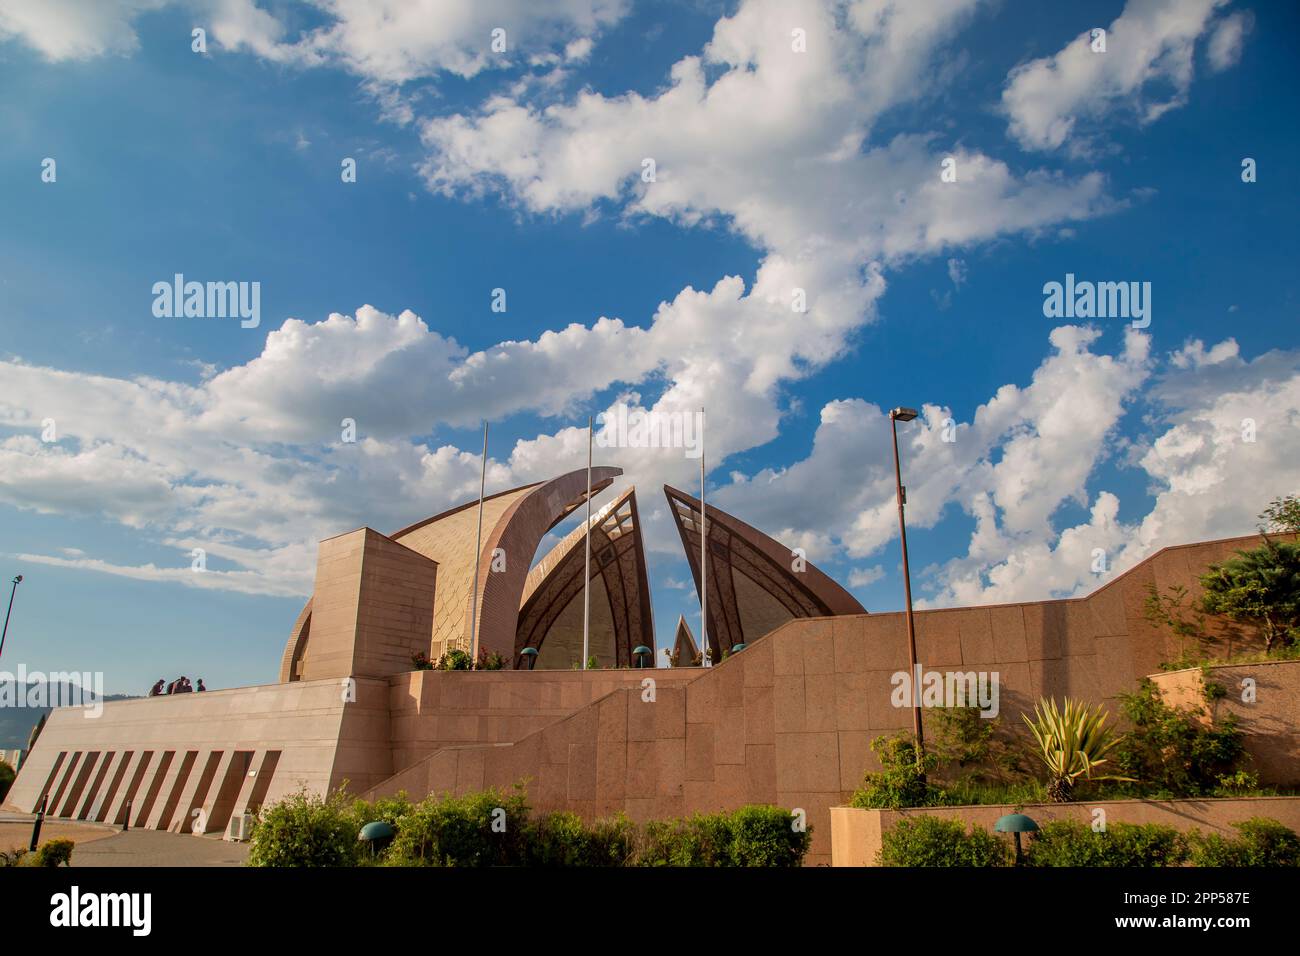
[469,421,488,663]
[700,406,708,666]
[582,416,593,670]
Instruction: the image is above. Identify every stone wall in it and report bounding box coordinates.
[830,797,1300,866]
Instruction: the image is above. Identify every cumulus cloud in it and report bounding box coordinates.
[0,0,628,82]
[711,328,1299,609]
[1001,0,1232,153]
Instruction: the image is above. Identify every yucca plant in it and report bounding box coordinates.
[1023,697,1130,802]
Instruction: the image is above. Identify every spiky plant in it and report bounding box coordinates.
[1023,697,1129,802]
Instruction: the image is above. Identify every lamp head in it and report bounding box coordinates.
[12,575,21,584]
[890,407,919,422]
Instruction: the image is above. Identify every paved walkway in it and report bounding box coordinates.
[0,812,249,866]
[70,829,250,867]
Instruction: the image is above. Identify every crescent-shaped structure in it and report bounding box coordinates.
[663,484,867,661]
[280,466,620,681]
[514,486,654,669]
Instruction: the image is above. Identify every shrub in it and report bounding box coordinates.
[850,734,948,809]
[476,649,508,671]
[527,811,636,867]
[1187,818,1300,867]
[347,792,415,832]
[1111,680,1245,798]
[639,813,733,866]
[247,791,360,867]
[386,786,531,866]
[636,806,809,867]
[31,838,75,867]
[725,805,811,867]
[1026,820,1187,867]
[250,786,810,867]
[0,760,14,803]
[930,707,1030,786]
[878,817,1009,867]
[437,649,474,671]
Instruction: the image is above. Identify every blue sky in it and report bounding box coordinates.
[0,0,1296,694]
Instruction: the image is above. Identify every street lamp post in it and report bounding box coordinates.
[0,574,22,664]
[889,409,923,757]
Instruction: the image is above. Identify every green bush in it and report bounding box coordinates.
[1187,818,1300,867]
[1026,820,1187,867]
[639,813,735,866]
[850,734,949,809]
[247,791,360,867]
[250,785,810,867]
[31,838,75,867]
[637,806,809,867]
[0,760,14,803]
[877,817,1009,867]
[1111,680,1245,798]
[527,811,636,866]
[385,787,531,866]
[724,805,811,866]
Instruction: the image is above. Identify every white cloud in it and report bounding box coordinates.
[1001,0,1231,153]
[1207,9,1253,72]
[847,564,884,588]
[0,0,627,84]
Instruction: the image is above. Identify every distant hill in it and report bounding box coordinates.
[0,682,137,750]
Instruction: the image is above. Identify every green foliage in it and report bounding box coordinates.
[1111,679,1245,798]
[31,838,75,867]
[1026,820,1187,867]
[639,813,732,866]
[637,806,809,867]
[849,734,948,809]
[930,706,1031,787]
[1260,494,1300,535]
[1187,818,1300,867]
[1145,584,1214,668]
[1218,543,1300,635]
[476,649,508,671]
[436,649,474,671]
[1023,698,1128,802]
[937,778,1049,806]
[527,811,636,867]
[724,805,811,866]
[1200,540,1300,652]
[251,786,810,867]
[0,759,14,803]
[386,786,531,866]
[1,838,76,868]
[877,817,1010,867]
[247,790,360,867]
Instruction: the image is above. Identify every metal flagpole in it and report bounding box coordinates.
[468,421,488,663]
[700,407,708,666]
[582,417,593,670]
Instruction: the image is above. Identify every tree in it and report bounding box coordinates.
[1260,494,1300,535]
[1200,540,1300,652]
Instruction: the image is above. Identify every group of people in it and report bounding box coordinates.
[148,676,205,696]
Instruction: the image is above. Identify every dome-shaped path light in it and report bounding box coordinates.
[519,647,539,670]
[358,820,396,858]
[994,813,1039,866]
[633,645,653,668]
